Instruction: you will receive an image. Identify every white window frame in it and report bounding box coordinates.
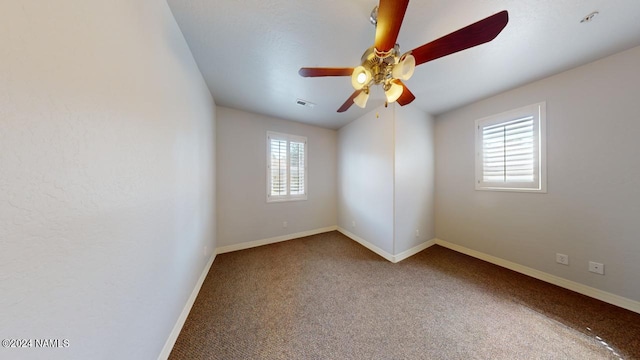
[475,102,547,193]
[266,131,308,202]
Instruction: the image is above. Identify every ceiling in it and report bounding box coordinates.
[166,0,640,129]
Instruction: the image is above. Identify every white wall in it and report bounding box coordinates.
[216,106,337,247]
[337,104,435,257]
[338,106,395,253]
[394,105,435,254]
[435,45,640,302]
[0,1,216,359]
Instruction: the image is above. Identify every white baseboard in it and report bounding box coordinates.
[394,238,437,263]
[336,227,435,263]
[157,253,216,360]
[435,239,640,314]
[216,226,338,254]
[337,227,394,262]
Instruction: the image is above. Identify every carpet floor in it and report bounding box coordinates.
[169,231,640,359]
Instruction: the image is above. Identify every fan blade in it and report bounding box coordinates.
[337,90,362,113]
[394,80,415,106]
[299,67,354,77]
[411,10,509,66]
[374,0,410,52]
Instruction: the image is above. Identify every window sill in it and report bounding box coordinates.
[475,186,546,193]
[266,196,308,203]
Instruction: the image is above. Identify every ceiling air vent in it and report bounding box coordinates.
[296,98,316,109]
[580,11,599,23]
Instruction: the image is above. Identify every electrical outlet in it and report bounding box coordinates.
[203,246,208,256]
[556,253,569,265]
[589,261,605,275]
[352,220,356,228]
[283,221,288,228]
[415,229,419,238]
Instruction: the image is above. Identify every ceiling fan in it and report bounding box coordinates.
[299,0,509,113]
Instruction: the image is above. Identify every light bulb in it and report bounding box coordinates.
[351,66,371,90]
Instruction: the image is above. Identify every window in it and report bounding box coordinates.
[475,102,547,192]
[267,131,307,202]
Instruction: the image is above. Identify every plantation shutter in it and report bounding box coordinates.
[289,141,305,195]
[475,102,546,192]
[267,131,308,201]
[482,116,535,183]
[270,137,287,196]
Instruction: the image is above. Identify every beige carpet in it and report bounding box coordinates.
[169,231,640,359]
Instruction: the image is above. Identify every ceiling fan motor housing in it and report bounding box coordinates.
[357,46,399,87]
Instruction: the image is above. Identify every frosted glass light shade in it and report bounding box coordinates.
[351,66,371,90]
[385,82,403,103]
[392,54,416,81]
[353,90,369,108]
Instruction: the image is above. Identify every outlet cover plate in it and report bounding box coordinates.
[556,253,569,265]
[589,261,605,275]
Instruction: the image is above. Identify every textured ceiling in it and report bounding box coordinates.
[167,0,640,129]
